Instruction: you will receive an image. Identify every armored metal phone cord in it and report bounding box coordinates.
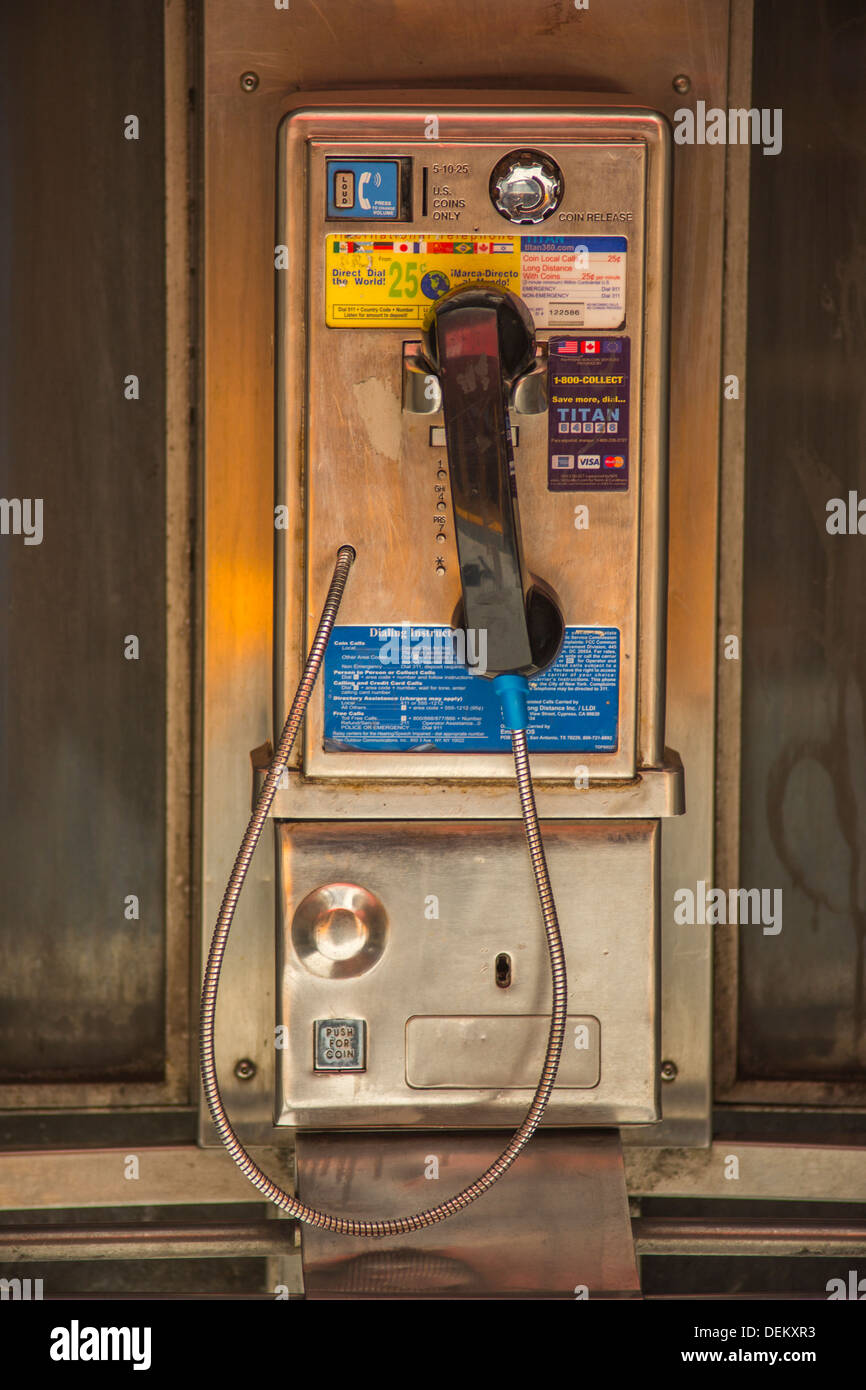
[200,544,568,1237]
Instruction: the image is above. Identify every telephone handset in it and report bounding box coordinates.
[422,285,564,678]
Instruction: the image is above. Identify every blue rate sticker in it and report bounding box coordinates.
[548,336,630,491]
[323,625,619,753]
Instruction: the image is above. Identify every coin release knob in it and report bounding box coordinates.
[490,149,564,224]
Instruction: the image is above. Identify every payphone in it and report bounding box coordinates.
[201,100,683,1236]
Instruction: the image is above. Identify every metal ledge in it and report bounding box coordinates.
[0,1222,293,1263]
[253,749,685,820]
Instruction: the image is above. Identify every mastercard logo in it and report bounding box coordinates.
[604,455,625,469]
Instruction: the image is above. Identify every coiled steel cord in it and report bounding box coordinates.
[200,544,568,1237]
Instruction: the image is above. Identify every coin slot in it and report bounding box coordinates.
[495,952,512,989]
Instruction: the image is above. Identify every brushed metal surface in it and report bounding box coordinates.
[0,1145,292,1211]
[626,1141,866,1203]
[256,758,683,819]
[277,106,670,793]
[277,820,659,1127]
[405,1014,600,1088]
[6,1136,866,1214]
[291,882,388,980]
[297,1129,639,1297]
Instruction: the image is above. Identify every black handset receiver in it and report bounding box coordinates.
[422,284,565,679]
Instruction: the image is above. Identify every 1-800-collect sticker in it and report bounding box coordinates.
[325,234,626,329]
[548,336,630,492]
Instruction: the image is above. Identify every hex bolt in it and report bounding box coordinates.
[660,1059,678,1083]
[234,1058,257,1081]
[240,71,259,93]
[672,74,691,95]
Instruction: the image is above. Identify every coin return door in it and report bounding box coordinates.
[273,102,682,1131]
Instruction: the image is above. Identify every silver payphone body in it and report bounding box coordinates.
[262,100,682,1137]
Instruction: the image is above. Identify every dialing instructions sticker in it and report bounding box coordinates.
[323,625,620,753]
[324,234,627,329]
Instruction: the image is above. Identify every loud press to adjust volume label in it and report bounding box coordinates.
[325,157,412,221]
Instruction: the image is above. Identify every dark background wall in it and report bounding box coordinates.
[0,1,168,1083]
[740,0,866,1082]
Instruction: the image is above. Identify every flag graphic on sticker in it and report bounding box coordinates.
[325,233,624,330]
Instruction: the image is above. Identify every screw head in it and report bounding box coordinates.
[660,1059,678,1083]
[240,71,259,93]
[234,1057,257,1081]
[672,74,691,95]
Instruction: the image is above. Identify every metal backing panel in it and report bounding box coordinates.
[276,111,667,793]
[277,820,659,1127]
[200,0,728,1147]
[296,1130,639,1297]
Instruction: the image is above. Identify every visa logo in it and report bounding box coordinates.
[578,455,601,469]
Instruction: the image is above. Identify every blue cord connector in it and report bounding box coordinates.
[493,672,530,732]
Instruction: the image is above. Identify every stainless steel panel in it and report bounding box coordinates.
[405,1014,600,1088]
[626,1141,866,1203]
[297,1129,639,1297]
[257,756,683,819]
[277,107,671,796]
[0,1146,291,1211]
[634,1219,866,1259]
[277,820,659,1127]
[6,1136,866,1215]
